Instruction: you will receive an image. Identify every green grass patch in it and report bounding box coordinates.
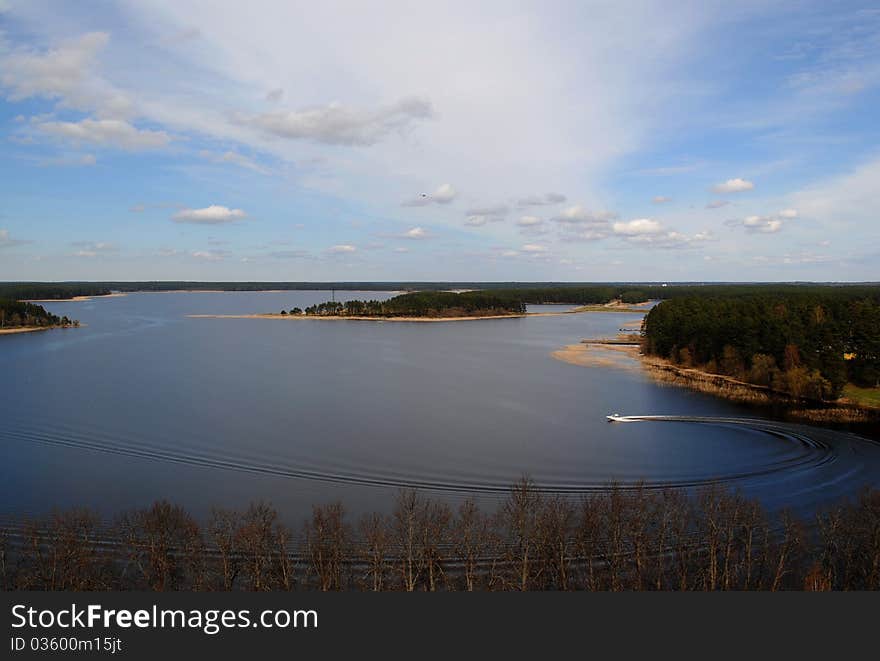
[843,384,880,408]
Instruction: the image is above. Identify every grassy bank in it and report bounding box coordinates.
[842,384,880,409]
[642,356,879,422]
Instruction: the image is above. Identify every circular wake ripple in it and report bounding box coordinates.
[0,416,865,495]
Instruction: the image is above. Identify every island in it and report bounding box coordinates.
[0,299,79,334]
[191,289,655,322]
[299,291,527,319]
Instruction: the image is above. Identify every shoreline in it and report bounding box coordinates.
[23,293,128,303]
[570,304,651,313]
[186,308,623,322]
[191,312,532,322]
[0,325,74,335]
[553,338,880,423]
[641,357,879,421]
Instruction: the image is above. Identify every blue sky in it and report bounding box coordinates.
[1,0,878,281]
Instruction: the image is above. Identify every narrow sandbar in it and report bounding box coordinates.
[24,292,128,303]
[551,343,642,371]
[0,326,61,335]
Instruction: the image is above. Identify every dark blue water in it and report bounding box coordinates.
[2,291,879,523]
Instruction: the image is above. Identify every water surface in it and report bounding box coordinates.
[2,291,879,523]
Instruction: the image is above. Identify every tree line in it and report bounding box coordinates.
[0,299,77,329]
[297,291,528,317]
[5,281,878,304]
[642,292,880,400]
[2,480,878,591]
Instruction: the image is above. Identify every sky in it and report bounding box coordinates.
[0,0,878,282]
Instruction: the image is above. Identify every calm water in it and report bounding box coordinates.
[2,291,880,523]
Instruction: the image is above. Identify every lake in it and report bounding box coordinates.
[2,290,880,524]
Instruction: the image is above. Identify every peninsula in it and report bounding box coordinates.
[0,299,79,334]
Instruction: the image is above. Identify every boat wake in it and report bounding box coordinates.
[3,415,878,502]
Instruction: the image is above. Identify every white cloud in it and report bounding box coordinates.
[624,230,712,248]
[652,195,672,204]
[562,228,610,242]
[781,251,832,265]
[789,157,880,227]
[267,249,311,259]
[403,183,458,207]
[612,218,664,236]
[37,119,171,150]
[39,153,96,167]
[172,205,247,224]
[517,215,543,227]
[464,204,508,226]
[517,193,566,207]
[552,205,616,225]
[711,178,755,194]
[727,209,798,234]
[745,216,783,233]
[706,199,729,209]
[402,226,428,239]
[0,229,29,248]
[2,32,105,102]
[243,97,433,146]
[521,243,548,253]
[191,249,228,261]
[327,244,357,254]
[0,32,133,120]
[71,241,116,257]
[611,218,712,248]
[198,150,269,174]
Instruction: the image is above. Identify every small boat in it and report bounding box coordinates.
[606,413,625,422]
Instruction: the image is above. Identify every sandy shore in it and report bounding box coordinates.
[24,293,128,303]
[551,342,642,370]
[0,325,63,335]
[571,304,649,313]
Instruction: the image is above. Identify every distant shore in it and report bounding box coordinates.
[23,293,128,303]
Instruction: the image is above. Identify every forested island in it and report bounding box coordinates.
[0,299,78,334]
[295,291,527,318]
[642,291,880,411]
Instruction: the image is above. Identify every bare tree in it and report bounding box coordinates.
[453,499,491,591]
[419,500,451,591]
[117,502,203,591]
[235,502,292,591]
[574,495,602,590]
[208,508,241,591]
[304,502,350,591]
[392,490,424,591]
[499,476,542,590]
[359,512,390,591]
[538,496,576,590]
